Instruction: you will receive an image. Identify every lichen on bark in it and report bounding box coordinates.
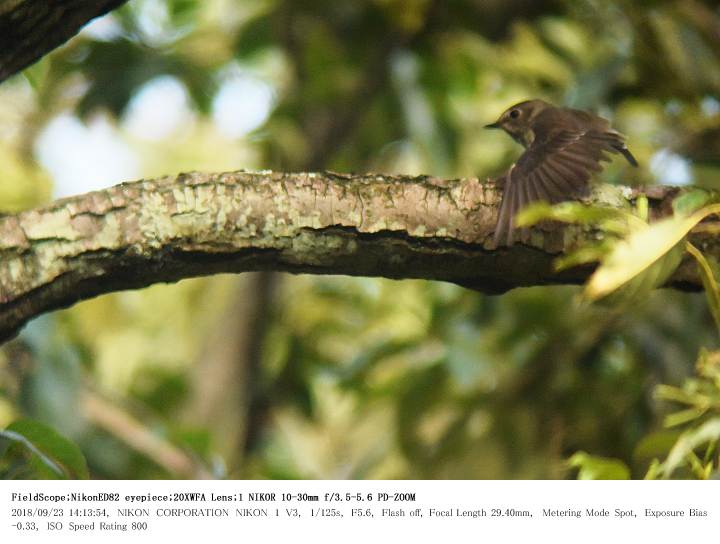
[0,170,705,343]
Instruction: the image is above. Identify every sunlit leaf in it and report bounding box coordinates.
[599,242,684,305]
[568,451,630,480]
[654,384,699,405]
[554,239,614,271]
[644,458,662,480]
[585,204,720,300]
[635,194,648,222]
[664,407,709,428]
[686,242,720,335]
[696,348,720,387]
[660,418,720,478]
[22,57,50,91]
[515,201,637,229]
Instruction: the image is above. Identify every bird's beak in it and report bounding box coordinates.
[484,122,500,129]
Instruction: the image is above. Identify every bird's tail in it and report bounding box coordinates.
[491,166,571,247]
[605,130,638,167]
[616,146,639,167]
[492,171,522,247]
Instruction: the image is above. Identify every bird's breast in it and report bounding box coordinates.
[513,129,534,148]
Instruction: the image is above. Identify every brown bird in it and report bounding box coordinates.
[485,99,637,246]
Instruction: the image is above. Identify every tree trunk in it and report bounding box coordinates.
[0,0,129,83]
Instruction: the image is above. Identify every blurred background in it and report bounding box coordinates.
[2,0,720,479]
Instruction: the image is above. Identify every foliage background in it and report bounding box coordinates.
[1,0,720,479]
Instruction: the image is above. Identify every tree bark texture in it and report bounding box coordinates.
[0,0,129,83]
[0,170,709,342]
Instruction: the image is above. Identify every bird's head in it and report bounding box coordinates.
[485,99,550,148]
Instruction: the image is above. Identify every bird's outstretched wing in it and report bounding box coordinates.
[492,129,637,246]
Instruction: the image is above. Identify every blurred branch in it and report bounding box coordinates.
[81,391,212,479]
[0,0,129,83]
[236,271,277,459]
[184,272,276,467]
[0,170,704,343]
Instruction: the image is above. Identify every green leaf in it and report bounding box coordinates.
[568,451,630,480]
[635,194,649,222]
[654,384,699,405]
[515,201,638,231]
[664,407,709,428]
[686,242,720,335]
[514,201,556,226]
[22,58,50,91]
[644,459,662,480]
[235,13,273,59]
[659,418,720,478]
[672,189,712,217]
[397,364,449,464]
[584,204,720,300]
[168,0,199,24]
[634,430,682,462]
[554,239,614,271]
[0,420,88,480]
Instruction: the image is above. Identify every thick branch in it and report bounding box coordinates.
[0,171,708,342]
[0,0,129,83]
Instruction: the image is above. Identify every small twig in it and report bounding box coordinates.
[81,391,212,479]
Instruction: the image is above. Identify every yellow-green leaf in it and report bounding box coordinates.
[585,204,720,300]
[686,242,720,335]
[660,418,720,478]
[568,451,630,480]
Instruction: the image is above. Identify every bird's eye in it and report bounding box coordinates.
[509,109,520,119]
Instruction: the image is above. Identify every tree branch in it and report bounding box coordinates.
[0,170,704,342]
[0,0,129,83]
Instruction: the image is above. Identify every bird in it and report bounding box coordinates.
[485,99,638,246]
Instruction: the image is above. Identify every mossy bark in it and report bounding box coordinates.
[0,170,706,342]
